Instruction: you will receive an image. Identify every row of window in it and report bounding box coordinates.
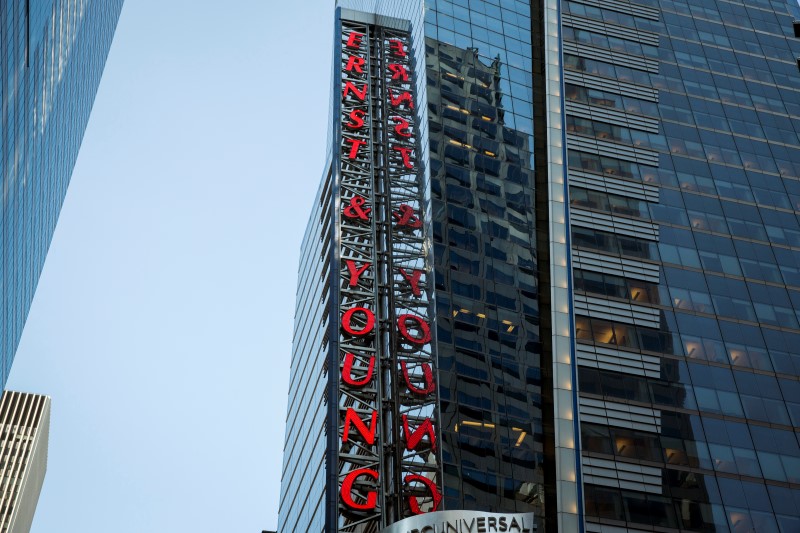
[574,268,659,304]
[567,115,659,148]
[663,8,798,66]
[568,149,658,182]
[661,43,798,90]
[424,22,533,73]
[580,365,799,429]
[660,226,800,288]
[570,186,651,219]
[652,191,800,248]
[563,0,660,33]
[661,62,797,118]
[582,421,800,482]
[572,225,658,260]
[564,52,656,87]
[565,82,659,117]
[656,164,800,212]
[585,483,799,532]
[575,310,800,375]
[563,25,659,60]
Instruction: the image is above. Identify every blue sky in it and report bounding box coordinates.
[8,1,330,530]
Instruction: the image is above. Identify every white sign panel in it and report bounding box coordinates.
[381,510,536,533]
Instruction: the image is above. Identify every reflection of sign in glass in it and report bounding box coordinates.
[380,510,537,533]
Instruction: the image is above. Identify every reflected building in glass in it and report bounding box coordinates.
[279,0,800,531]
[1,0,124,386]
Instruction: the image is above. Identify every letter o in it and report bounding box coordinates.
[342,307,375,336]
[397,314,431,345]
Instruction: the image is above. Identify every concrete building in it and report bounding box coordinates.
[0,391,50,533]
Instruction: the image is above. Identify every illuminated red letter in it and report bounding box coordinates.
[393,146,414,168]
[345,138,367,159]
[346,32,364,49]
[342,307,375,336]
[342,353,376,387]
[343,196,371,220]
[389,39,407,57]
[402,415,437,451]
[343,408,378,445]
[388,63,409,81]
[343,82,368,101]
[341,468,379,511]
[391,116,412,137]
[388,89,413,109]
[346,55,366,74]
[397,314,431,346]
[399,268,423,297]
[400,361,435,395]
[345,260,371,287]
[393,205,422,228]
[346,109,366,129]
[404,474,442,515]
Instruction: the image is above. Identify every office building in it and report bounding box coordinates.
[1,0,124,386]
[0,391,50,533]
[279,0,800,531]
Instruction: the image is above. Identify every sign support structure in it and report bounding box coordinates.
[329,9,443,533]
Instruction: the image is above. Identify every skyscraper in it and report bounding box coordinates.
[0,391,50,533]
[279,0,800,531]
[1,0,124,386]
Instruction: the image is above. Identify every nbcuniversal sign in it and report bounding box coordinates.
[333,10,442,532]
[381,511,537,533]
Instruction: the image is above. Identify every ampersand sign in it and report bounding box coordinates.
[343,195,372,221]
[393,204,422,228]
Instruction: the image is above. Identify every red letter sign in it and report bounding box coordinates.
[392,146,414,169]
[404,474,442,514]
[393,205,422,229]
[346,109,366,130]
[341,468,379,511]
[399,268,423,296]
[346,32,364,49]
[388,63,409,81]
[397,314,431,345]
[342,353,375,387]
[343,82,368,101]
[343,195,371,220]
[391,116,412,137]
[402,415,437,451]
[342,307,375,336]
[389,39,407,57]
[388,89,414,109]
[346,55,366,74]
[344,138,368,159]
[343,408,378,445]
[400,361,435,395]
[345,260,371,287]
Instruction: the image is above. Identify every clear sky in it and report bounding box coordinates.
[8,1,331,531]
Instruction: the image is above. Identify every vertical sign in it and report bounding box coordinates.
[334,17,441,532]
[336,20,383,529]
[380,28,442,519]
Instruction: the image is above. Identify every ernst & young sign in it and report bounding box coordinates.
[334,14,442,531]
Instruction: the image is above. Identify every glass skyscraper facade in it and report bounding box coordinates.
[280,0,800,531]
[0,0,123,386]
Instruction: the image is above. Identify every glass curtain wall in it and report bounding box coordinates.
[566,0,800,529]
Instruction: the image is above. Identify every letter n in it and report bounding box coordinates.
[343,408,378,445]
[343,81,368,101]
[402,414,437,451]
